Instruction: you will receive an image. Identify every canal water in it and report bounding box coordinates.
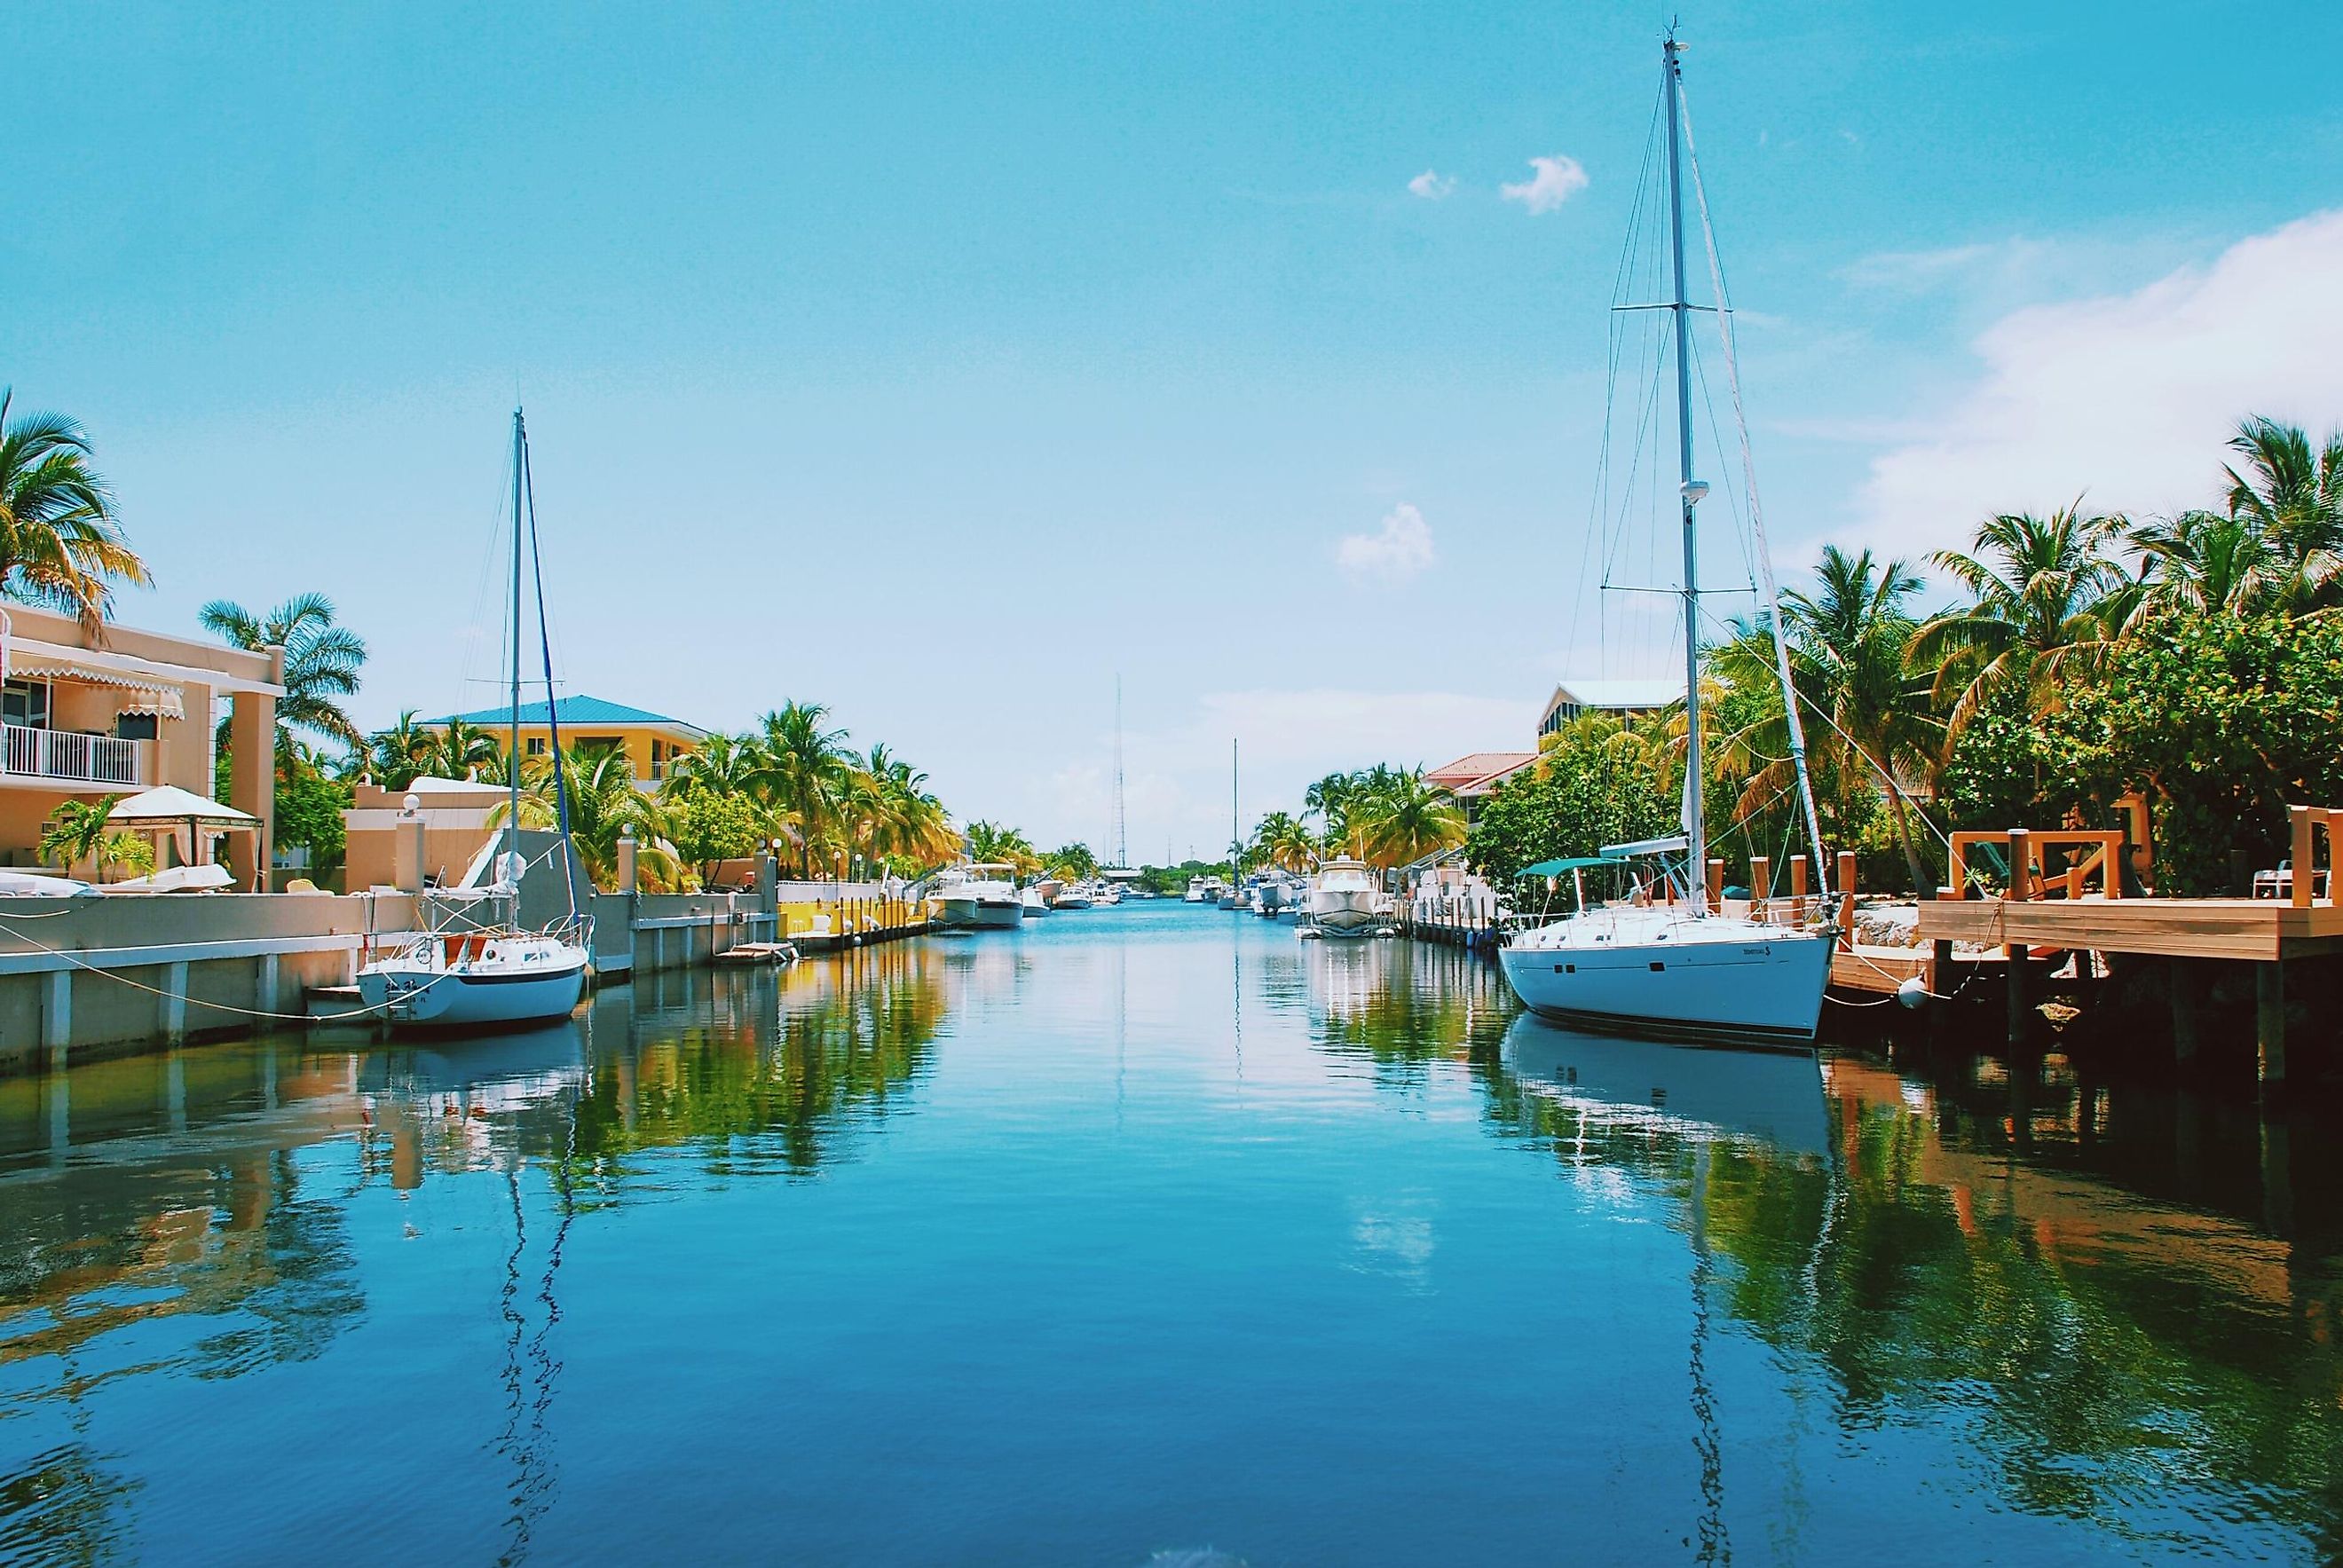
[3,904,2339,1564]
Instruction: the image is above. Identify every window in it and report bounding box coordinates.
[115,713,158,741]
[4,680,50,729]
[526,737,548,757]
[650,739,668,779]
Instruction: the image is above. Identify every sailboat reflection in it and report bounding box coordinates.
[1501,1013,1827,1158]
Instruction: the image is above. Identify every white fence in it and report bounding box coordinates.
[4,723,144,786]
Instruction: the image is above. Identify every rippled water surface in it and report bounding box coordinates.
[4,905,2340,1564]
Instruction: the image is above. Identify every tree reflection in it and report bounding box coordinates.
[1482,1026,2343,1554]
[1304,940,1513,1088]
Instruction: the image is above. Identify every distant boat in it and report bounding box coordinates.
[358,410,590,1029]
[1304,858,1387,937]
[1053,884,1093,910]
[1495,33,1834,1047]
[932,863,1022,930]
[1183,877,1211,903]
[1020,886,1051,918]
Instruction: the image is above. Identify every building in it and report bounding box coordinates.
[1424,752,1541,823]
[0,604,282,882]
[343,775,507,892]
[423,695,708,783]
[1535,678,1678,741]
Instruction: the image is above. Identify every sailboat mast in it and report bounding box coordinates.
[508,408,525,880]
[1663,34,1706,911]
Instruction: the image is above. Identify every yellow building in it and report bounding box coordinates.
[0,603,282,882]
[424,695,707,783]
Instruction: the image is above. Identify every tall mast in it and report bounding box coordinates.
[1111,674,1126,869]
[508,408,525,880]
[1663,33,1707,913]
[1230,738,1239,878]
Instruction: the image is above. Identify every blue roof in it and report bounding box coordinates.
[430,695,708,737]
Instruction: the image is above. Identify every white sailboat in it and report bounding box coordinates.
[359,410,592,1029]
[1498,34,1836,1048]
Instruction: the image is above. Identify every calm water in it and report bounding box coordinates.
[4,905,2339,1565]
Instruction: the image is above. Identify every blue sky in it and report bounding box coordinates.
[9,1,2341,858]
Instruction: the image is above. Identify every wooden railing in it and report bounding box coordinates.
[1943,829,2126,902]
[2286,806,2339,910]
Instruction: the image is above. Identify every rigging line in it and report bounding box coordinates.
[0,910,464,1022]
[1676,65,1831,901]
[1687,595,1959,859]
[521,430,583,924]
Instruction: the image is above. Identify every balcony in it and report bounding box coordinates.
[3,723,146,787]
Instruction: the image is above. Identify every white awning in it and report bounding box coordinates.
[8,654,190,720]
[4,635,283,700]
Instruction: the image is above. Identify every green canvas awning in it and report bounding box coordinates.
[1517,856,1625,878]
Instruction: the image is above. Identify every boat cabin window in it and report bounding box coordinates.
[3,679,51,729]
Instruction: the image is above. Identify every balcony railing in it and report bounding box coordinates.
[4,723,145,786]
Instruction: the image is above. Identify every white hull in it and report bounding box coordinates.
[935,895,1022,930]
[358,942,588,1029]
[1307,888,1383,934]
[1499,909,1833,1045]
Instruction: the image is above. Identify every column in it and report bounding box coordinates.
[228,685,278,890]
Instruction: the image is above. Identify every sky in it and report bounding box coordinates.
[8,0,2342,861]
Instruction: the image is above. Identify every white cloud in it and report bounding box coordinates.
[1407,169,1456,201]
[1500,154,1588,215]
[1850,209,2343,556]
[1337,502,1435,581]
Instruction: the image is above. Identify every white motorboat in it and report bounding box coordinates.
[358,409,591,1031]
[1304,858,1387,936]
[1182,877,1211,903]
[1494,35,1835,1047]
[1053,883,1094,910]
[932,863,1023,930]
[1020,886,1051,918]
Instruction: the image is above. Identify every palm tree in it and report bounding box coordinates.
[1346,768,1464,868]
[1713,547,1944,890]
[422,718,501,780]
[0,390,150,628]
[489,748,679,890]
[364,711,435,789]
[1251,811,1319,872]
[1047,841,1099,881]
[1908,504,2132,743]
[963,819,1040,875]
[197,593,367,749]
[38,795,154,882]
[2130,508,2276,619]
[866,746,956,868]
[753,703,852,875]
[2221,415,2343,614]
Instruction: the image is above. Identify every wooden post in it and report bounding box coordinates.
[2007,940,2031,1052]
[2008,829,2031,902]
[2257,960,2287,1089]
[1706,858,1724,911]
[1930,938,1954,1005]
[2169,957,2199,1073]
[1834,850,1857,949]
[2290,807,2314,910]
[1789,855,1808,922]
[1751,856,1770,920]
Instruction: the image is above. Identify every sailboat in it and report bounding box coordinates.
[358,410,594,1028]
[1498,34,1835,1046]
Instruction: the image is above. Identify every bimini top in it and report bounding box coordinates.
[1598,834,1691,860]
[1518,855,1627,878]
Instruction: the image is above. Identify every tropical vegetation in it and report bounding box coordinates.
[0,389,150,626]
[1466,414,2343,897]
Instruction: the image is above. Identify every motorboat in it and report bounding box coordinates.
[931,863,1023,930]
[1493,35,1834,1047]
[1183,877,1210,903]
[1053,883,1094,910]
[1020,886,1050,918]
[357,409,590,1031]
[1304,858,1387,936]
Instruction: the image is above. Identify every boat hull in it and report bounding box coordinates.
[357,954,588,1029]
[1307,889,1383,934]
[1499,923,1833,1045]
[935,895,1024,930]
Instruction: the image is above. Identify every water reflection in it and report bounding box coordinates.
[1301,936,1513,1086]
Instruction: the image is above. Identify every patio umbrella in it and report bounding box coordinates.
[106,784,260,868]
